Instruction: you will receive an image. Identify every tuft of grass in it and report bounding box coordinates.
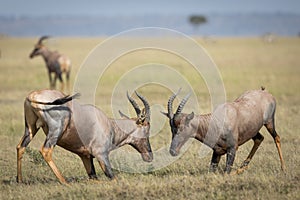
[25,147,46,166]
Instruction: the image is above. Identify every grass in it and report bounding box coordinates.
[0,36,299,199]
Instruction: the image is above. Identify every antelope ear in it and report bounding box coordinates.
[160,111,169,118]
[118,110,130,119]
[141,108,146,116]
[186,112,194,121]
[184,112,194,126]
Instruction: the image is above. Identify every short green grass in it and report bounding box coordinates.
[0,37,299,199]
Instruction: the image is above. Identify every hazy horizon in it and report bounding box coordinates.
[1,0,300,37]
[1,0,300,17]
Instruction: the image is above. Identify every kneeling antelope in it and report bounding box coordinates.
[29,36,71,93]
[17,90,153,184]
[162,88,286,174]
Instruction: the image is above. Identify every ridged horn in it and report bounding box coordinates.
[37,36,50,45]
[135,91,150,122]
[167,88,182,119]
[175,92,191,116]
[127,91,141,117]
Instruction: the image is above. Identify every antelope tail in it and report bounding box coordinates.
[29,93,80,105]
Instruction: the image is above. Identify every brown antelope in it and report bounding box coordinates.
[16,90,153,184]
[29,36,71,93]
[162,87,286,174]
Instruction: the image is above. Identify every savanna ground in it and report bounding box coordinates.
[0,36,299,199]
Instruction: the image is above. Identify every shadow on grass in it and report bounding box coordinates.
[1,175,96,186]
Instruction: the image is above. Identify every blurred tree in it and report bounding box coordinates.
[189,15,207,31]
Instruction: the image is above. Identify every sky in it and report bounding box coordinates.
[1,0,300,17]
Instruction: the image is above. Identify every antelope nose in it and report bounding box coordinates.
[149,152,153,162]
[169,148,178,156]
[142,152,153,162]
[147,152,153,162]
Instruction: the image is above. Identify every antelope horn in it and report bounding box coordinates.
[175,92,191,116]
[135,91,150,122]
[167,88,182,119]
[37,36,50,45]
[127,91,141,117]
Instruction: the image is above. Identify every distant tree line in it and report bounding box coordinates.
[189,15,207,29]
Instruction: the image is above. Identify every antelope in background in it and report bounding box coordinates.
[16,90,153,184]
[29,36,71,93]
[162,87,286,174]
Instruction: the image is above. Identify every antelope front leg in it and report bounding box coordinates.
[225,147,236,174]
[53,75,58,90]
[48,72,54,89]
[209,151,221,173]
[66,71,70,94]
[56,73,64,92]
[97,154,115,180]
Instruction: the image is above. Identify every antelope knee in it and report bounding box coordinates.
[40,147,54,162]
[17,146,26,159]
[275,135,281,143]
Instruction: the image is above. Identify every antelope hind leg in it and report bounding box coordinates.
[40,146,67,184]
[16,124,39,183]
[265,122,286,172]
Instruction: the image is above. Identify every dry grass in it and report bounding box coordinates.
[0,36,299,200]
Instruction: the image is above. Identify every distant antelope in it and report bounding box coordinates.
[16,90,153,183]
[162,88,286,174]
[29,36,71,93]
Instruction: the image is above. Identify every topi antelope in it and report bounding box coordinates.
[29,36,71,93]
[162,87,286,174]
[16,90,153,184]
